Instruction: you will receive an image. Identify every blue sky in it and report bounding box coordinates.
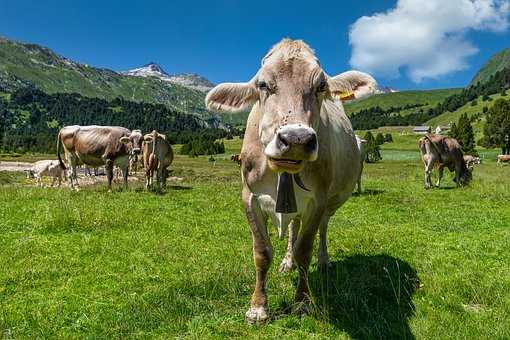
[1,0,508,90]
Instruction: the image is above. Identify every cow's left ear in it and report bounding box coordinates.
[328,71,377,102]
[120,136,130,144]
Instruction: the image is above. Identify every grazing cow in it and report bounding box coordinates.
[497,154,510,165]
[355,136,367,194]
[57,125,143,190]
[28,160,66,187]
[463,155,481,169]
[142,130,174,189]
[231,154,242,165]
[206,39,376,324]
[419,134,472,188]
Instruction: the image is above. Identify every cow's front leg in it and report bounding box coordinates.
[105,160,114,192]
[293,210,322,313]
[279,218,300,273]
[424,159,434,189]
[122,166,129,189]
[317,215,332,272]
[244,190,272,324]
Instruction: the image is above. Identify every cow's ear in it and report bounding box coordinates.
[205,82,258,113]
[120,136,130,144]
[328,71,377,102]
[143,134,154,142]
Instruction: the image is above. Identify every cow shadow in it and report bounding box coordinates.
[352,189,386,197]
[308,254,419,339]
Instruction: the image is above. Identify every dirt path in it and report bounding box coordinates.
[0,161,34,172]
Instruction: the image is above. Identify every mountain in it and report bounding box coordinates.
[0,36,214,119]
[470,48,510,86]
[122,63,215,92]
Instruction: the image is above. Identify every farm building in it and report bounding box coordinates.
[413,126,431,134]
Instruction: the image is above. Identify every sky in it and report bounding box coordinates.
[0,0,509,90]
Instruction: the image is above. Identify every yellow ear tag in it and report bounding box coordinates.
[339,91,355,102]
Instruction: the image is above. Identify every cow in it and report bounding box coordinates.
[57,125,143,191]
[355,136,368,194]
[205,39,376,324]
[497,154,510,165]
[27,160,66,187]
[419,134,472,188]
[142,130,174,189]
[231,154,242,165]
[463,155,481,169]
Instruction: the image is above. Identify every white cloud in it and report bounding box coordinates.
[349,0,510,83]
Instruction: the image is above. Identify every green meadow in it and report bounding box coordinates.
[1,136,510,339]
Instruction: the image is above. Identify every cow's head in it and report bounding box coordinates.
[120,129,143,157]
[205,39,376,174]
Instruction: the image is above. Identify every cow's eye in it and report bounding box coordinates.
[257,81,269,91]
[317,80,327,92]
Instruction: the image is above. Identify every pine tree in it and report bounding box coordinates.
[375,132,385,145]
[453,113,477,155]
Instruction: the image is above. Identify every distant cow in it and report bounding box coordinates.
[497,154,510,165]
[27,160,66,187]
[57,125,143,190]
[463,155,481,169]
[206,39,375,324]
[142,130,174,189]
[419,134,472,188]
[355,136,367,194]
[231,154,241,165]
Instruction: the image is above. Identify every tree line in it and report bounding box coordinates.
[0,87,230,155]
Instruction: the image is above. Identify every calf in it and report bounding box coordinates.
[463,155,481,169]
[28,160,66,187]
[206,39,376,323]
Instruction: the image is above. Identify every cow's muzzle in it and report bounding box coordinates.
[132,148,141,155]
[265,124,318,174]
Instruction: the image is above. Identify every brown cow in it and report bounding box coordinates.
[463,155,481,169]
[206,39,376,324]
[57,125,143,190]
[419,134,472,188]
[497,154,510,165]
[231,154,242,165]
[142,130,174,189]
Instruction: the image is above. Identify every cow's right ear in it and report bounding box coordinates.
[205,82,258,113]
[120,136,130,144]
[143,135,154,142]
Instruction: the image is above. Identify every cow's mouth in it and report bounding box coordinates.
[268,158,303,173]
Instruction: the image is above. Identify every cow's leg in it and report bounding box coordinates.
[105,160,114,192]
[244,190,272,324]
[57,175,62,187]
[424,158,434,189]
[357,162,363,194]
[436,164,444,187]
[317,215,331,272]
[293,210,323,313]
[122,165,129,189]
[279,218,300,273]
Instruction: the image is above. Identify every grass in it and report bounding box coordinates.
[1,137,510,338]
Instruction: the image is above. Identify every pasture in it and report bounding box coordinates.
[1,135,510,339]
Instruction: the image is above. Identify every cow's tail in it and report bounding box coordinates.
[56,130,67,170]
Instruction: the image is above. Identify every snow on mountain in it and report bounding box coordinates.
[122,63,214,92]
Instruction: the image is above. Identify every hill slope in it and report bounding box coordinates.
[344,88,461,116]
[470,48,510,86]
[0,37,213,118]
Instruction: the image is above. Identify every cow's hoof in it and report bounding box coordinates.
[245,306,268,325]
[278,257,294,273]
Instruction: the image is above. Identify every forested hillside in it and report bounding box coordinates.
[0,87,227,153]
[0,37,213,119]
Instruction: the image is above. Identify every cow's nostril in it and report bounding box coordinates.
[305,134,317,152]
[277,132,289,148]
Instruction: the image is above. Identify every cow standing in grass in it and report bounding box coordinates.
[419,134,472,188]
[206,39,376,324]
[57,125,143,191]
[142,130,174,189]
